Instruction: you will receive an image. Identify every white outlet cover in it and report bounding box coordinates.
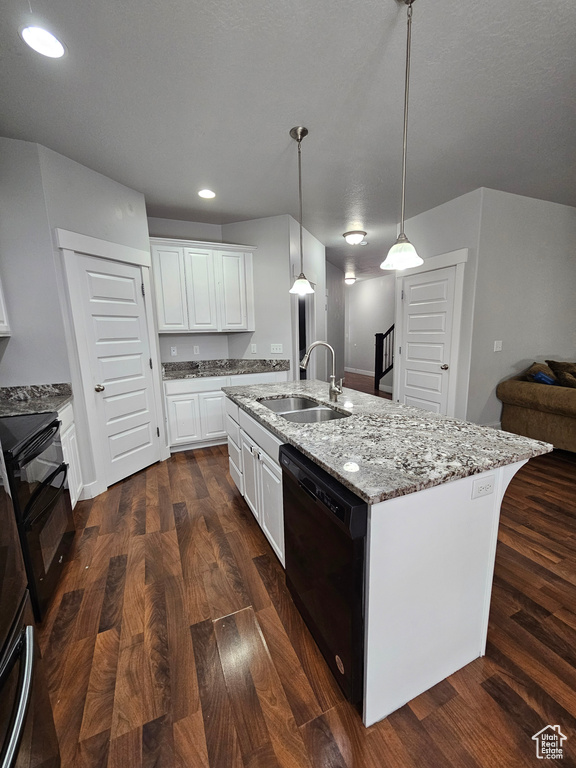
[472,475,495,499]
[251,344,257,354]
[170,346,177,356]
[193,346,200,354]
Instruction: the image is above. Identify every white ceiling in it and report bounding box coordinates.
[1,0,575,279]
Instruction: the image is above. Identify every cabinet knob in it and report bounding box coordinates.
[94,384,105,392]
[440,364,449,370]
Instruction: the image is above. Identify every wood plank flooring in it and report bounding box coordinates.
[343,371,392,400]
[39,446,576,767]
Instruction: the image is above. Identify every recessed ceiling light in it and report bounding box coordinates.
[198,189,216,199]
[21,26,65,58]
[343,231,367,245]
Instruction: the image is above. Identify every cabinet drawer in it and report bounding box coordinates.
[238,411,283,464]
[165,376,228,395]
[229,457,244,495]
[226,414,240,445]
[225,396,240,422]
[58,402,74,433]
[229,372,282,386]
[227,435,242,472]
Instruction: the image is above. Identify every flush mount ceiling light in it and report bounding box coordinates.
[381,0,423,271]
[344,273,356,285]
[289,127,314,296]
[21,26,65,58]
[198,189,216,198]
[343,231,367,246]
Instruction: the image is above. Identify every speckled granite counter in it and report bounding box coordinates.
[222,379,552,504]
[163,358,290,380]
[0,384,73,417]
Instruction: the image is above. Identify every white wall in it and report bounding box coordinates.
[222,215,293,367]
[158,334,229,363]
[38,145,149,251]
[0,140,70,385]
[148,217,222,242]
[468,189,576,426]
[326,262,345,381]
[404,189,483,418]
[345,275,395,390]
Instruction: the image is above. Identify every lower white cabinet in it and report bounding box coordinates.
[164,370,289,450]
[227,400,285,566]
[58,402,83,509]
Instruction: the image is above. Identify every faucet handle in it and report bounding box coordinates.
[336,378,343,392]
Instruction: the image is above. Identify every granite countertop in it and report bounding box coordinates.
[222,380,552,504]
[163,358,290,380]
[0,384,73,417]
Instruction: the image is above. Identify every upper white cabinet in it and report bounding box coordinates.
[0,272,11,336]
[150,238,255,333]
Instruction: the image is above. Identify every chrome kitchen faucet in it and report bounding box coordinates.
[300,341,343,402]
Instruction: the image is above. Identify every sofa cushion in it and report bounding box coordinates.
[496,379,576,418]
[546,360,576,389]
[525,362,557,382]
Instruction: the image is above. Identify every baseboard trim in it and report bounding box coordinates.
[79,480,106,500]
[170,438,228,453]
[378,385,393,394]
[345,367,375,377]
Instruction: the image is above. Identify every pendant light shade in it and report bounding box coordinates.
[381,0,423,271]
[289,126,314,295]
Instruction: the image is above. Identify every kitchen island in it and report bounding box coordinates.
[223,379,551,726]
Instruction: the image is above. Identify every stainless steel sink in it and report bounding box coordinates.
[281,407,349,423]
[260,396,319,413]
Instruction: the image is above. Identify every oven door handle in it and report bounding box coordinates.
[14,422,60,468]
[23,462,68,531]
[0,626,35,768]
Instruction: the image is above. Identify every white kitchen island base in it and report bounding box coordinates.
[363,460,525,727]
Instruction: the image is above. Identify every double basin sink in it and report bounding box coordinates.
[259,396,350,424]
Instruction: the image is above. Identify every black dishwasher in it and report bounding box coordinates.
[280,444,367,706]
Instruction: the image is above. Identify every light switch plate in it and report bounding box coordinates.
[251,344,257,354]
[193,346,200,355]
[271,343,283,353]
[493,340,503,352]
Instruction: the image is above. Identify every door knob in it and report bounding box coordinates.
[440,364,449,370]
[94,384,105,392]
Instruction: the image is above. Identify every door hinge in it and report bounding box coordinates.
[157,427,160,437]
[401,289,405,300]
[398,346,402,355]
[149,358,153,369]
[141,283,145,297]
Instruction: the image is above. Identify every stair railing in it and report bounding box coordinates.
[374,325,395,390]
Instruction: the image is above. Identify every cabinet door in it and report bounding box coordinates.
[0,273,10,336]
[240,431,259,520]
[151,245,188,331]
[217,252,248,330]
[199,391,227,440]
[259,451,284,566]
[166,394,201,445]
[184,249,219,331]
[60,424,83,509]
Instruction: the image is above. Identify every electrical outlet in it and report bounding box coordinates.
[472,475,495,499]
[193,345,200,355]
[251,344,257,354]
[170,346,177,357]
[271,343,283,353]
[493,340,503,352]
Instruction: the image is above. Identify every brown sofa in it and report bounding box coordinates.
[497,366,576,452]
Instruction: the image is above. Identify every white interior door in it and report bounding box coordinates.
[397,266,457,415]
[76,255,161,486]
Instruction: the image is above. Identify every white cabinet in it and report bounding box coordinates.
[199,391,226,440]
[151,238,255,333]
[227,402,285,566]
[166,393,202,445]
[0,272,11,336]
[58,403,83,509]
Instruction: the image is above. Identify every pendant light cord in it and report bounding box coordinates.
[297,138,304,274]
[400,0,413,236]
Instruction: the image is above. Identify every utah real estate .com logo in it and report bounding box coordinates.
[532,725,567,760]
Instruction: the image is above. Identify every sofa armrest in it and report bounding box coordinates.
[496,379,576,418]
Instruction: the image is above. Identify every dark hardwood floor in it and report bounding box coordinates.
[343,371,392,400]
[39,446,576,767]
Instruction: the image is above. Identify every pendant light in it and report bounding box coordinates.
[381,0,423,271]
[289,127,314,295]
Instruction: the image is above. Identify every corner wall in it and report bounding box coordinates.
[468,189,576,426]
[326,262,346,382]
